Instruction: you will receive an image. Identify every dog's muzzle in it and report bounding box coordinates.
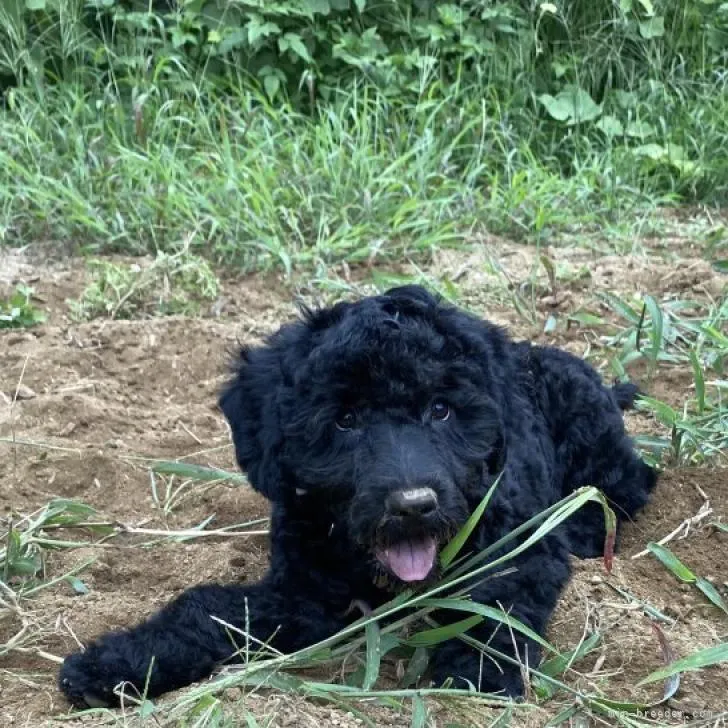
[385,487,438,518]
[375,487,441,583]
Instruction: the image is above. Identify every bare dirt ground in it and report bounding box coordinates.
[1,238,726,727]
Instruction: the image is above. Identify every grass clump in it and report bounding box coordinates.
[1,2,727,264]
[0,284,46,329]
[69,247,220,320]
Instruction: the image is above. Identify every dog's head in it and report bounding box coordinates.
[220,285,510,586]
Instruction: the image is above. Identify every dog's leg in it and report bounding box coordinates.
[59,579,342,708]
[429,534,570,697]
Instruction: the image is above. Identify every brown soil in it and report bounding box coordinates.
[1,241,726,727]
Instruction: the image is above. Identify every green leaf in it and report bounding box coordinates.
[639,15,664,38]
[25,0,46,9]
[419,598,558,653]
[362,620,381,690]
[219,29,246,54]
[637,643,728,685]
[139,700,156,719]
[596,115,624,137]
[264,73,281,100]
[279,33,312,62]
[538,87,601,124]
[440,473,502,568]
[695,578,728,615]
[151,461,246,483]
[647,543,696,582]
[304,0,331,13]
[400,646,429,688]
[539,632,601,678]
[625,120,656,139]
[568,311,605,326]
[641,295,664,366]
[66,576,90,595]
[649,545,728,614]
[246,16,281,46]
[411,695,428,728]
[406,615,484,647]
[689,350,706,413]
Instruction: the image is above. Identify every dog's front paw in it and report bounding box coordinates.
[59,640,145,709]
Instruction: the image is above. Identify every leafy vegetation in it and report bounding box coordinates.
[0,285,46,328]
[69,247,220,319]
[1,1,727,262]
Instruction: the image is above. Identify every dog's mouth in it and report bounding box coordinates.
[375,537,438,582]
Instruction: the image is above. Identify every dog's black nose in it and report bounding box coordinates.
[386,488,438,517]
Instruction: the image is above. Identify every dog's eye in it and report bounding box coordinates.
[430,400,450,421]
[336,411,357,432]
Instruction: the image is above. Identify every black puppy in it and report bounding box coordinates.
[59,285,656,706]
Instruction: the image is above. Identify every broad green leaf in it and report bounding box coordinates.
[279,33,312,62]
[625,120,655,139]
[538,87,601,124]
[246,17,280,46]
[596,115,624,137]
[639,16,665,38]
[638,643,728,685]
[25,0,46,9]
[264,74,281,100]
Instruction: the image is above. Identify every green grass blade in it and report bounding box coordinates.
[406,615,484,647]
[642,295,664,372]
[637,643,728,686]
[440,472,502,568]
[362,620,382,690]
[410,695,428,728]
[647,543,695,581]
[689,349,706,413]
[151,461,247,484]
[419,598,558,654]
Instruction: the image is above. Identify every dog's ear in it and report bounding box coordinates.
[219,340,292,502]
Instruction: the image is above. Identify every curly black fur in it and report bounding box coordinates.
[59,285,656,706]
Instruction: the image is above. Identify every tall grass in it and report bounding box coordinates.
[1,1,727,264]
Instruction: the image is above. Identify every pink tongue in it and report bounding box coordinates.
[377,539,437,582]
